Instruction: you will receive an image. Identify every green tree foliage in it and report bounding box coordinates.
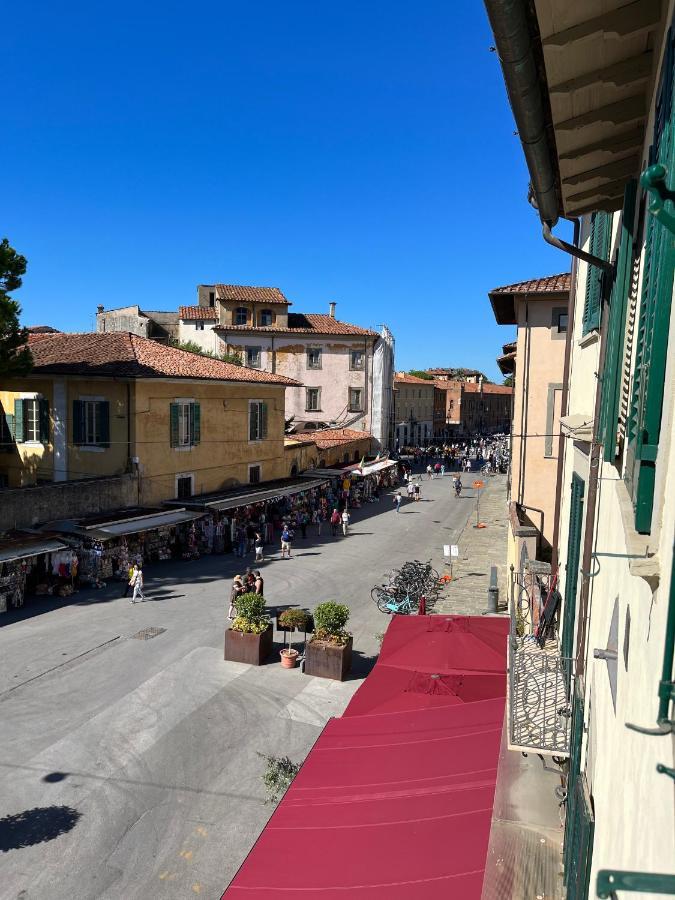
[407,370,434,380]
[169,338,242,365]
[0,238,32,376]
[503,374,514,387]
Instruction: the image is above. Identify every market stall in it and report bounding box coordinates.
[0,533,70,613]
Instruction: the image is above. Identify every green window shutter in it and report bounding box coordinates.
[39,399,50,444]
[191,402,201,445]
[249,403,257,441]
[13,399,25,442]
[260,402,268,439]
[582,211,611,335]
[625,31,675,534]
[598,181,637,460]
[563,685,586,886]
[99,401,110,447]
[561,474,585,665]
[72,400,84,444]
[170,402,179,448]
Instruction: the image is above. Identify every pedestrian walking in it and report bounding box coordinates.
[440,464,446,478]
[426,464,433,480]
[129,563,145,604]
[254,531,264,562]
[254,570,264,596]
[341,508,350,535]
[414,481,421,502]
[393,491,402,513]
[122,561,135,598]
[281,523,294,558]
[330,508,340,537]
[229,574,244,618]
[299,510,309,539]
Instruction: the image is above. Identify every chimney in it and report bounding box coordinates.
[329,301,336,319]
[97,305,104,314]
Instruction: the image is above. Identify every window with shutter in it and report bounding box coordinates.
[73,400,85,445]
[582,211,612,335]
[562,474,585,668]
[170,402,180,448]
[39,399,50,443]
[625,29,675,534]
[563,686,595,900]
[99,401,110,448]
[248,401,268,441]
[13,399,25,443]
[598,182,637,461]
[191,402,201,445]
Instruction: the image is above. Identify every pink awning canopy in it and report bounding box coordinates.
[223,615,508,899]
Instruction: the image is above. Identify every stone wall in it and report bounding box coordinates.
[0,473,139,531]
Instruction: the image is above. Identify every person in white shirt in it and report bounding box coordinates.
[341,509,350,536]
[129,563,144,604]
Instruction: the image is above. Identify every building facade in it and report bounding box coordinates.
[393,373,435,447]
[0,332,296,508]
[486,1,675,897]
[490,273,570,561]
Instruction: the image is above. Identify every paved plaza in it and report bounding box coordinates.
[0,471,510,900]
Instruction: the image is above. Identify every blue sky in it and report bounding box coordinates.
[5,1,571,381]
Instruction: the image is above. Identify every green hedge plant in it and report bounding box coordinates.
[312,601,351,646]
[231,592,270,634]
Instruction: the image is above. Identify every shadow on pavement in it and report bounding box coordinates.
[0,805,81,852]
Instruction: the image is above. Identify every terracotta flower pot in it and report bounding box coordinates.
[280,648,299,669]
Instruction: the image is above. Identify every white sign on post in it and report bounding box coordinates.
[443,544,451,557]
[450,545,459,558]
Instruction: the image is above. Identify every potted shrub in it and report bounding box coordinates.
[278,608,311,668]
[224,592,273,665]
[304,601,353,681]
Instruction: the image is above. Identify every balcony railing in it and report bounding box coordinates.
[508,563,573,756]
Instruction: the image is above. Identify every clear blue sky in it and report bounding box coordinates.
[6,1,572,381]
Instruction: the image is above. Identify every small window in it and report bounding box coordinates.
[306,388,321,411]
[259,309,273,326]
[557,312,568,333]
[176,474,193,499]
[348,388,363,412]
[235,307,248,326]
[249,401,268,441]
[307,348,322,369]
[25,399,41,442]
[249,464,262,484]
[196,320,205,331]
[208,291,215,307]
[246,347,262,368]
[343,452,350,464]
[73,399,109,447]
[350,350,364,370]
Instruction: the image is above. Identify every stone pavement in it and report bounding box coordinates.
[430,474,509,616]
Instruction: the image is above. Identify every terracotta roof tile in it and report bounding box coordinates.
[214,284,289,305]
[293,428,371,450]
[217,313,378,337]
[394,373,435,385]
[462,383,513,394]
[179,306,218,320]
[490,273,571,295]
[25,332,299,385]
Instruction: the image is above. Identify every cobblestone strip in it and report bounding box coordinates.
[431,475,509,617]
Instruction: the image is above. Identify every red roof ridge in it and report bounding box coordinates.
[489,272,571,295]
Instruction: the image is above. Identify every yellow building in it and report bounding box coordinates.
[0,332,298,505]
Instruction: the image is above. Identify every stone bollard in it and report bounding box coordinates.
[486,566,499,613]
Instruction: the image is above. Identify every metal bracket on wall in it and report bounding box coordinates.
[641,163,675,235]
[597,869,675,897]
[657,762,675,781]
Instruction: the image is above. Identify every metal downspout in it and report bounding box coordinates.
[551,218,580,572]
[543,222,613,273]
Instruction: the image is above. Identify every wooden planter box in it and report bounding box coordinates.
[304,636,353,681]
[224,624,273,665]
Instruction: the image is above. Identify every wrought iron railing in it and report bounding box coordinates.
[508,563,574,756]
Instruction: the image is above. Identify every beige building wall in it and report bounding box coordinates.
[510,296,567,554]
[133,380,288,505]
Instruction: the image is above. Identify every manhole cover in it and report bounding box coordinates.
[131,627,166,641]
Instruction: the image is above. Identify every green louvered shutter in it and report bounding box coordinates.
[98,401,110,447]
[564,685,595,900]
[260,402,268,439]
[598,181,637,460]
[562,474,585,669]
[72,400,85,444]
[582,212,612,335]
[625,30,675,534]
[191,402,201,445]
[170,402,179,447]
[39,399,50,443]
[13,399,25,442]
